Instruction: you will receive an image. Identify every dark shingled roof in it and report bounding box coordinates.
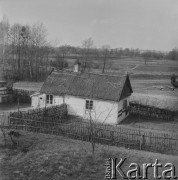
[40,71,133,102]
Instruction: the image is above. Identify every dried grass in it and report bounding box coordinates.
[0,131,178,180]
[131,93,178,111]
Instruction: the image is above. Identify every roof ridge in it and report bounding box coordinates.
[52,70,127,78]
[86,72,126,77]
[40,69,132,102]
[51,71,125,84]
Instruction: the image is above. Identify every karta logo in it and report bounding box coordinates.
[105,158,177,179]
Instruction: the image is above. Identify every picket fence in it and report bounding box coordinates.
[9,114,178,155]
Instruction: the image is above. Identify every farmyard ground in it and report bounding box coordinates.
[0,130,178,180]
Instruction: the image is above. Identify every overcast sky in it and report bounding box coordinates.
[0,0,178,51]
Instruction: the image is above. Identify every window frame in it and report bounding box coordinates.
[46,94,53,105]
[85,99,94,110]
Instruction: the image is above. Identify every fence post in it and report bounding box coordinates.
[110,131,114,145]
[140,134,145,150]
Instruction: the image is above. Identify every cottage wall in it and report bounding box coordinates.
[31,94,46,108]
[118,97,130,123]
[31,94,130,125]
[54,96,63,105]
[65,95,118,124]
[39,94,46,107]
[65,96,85,117]
[90,98,118,124]
[31,96,39,108]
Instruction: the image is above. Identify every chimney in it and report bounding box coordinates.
[73,62,81,73]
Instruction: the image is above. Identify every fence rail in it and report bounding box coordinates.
[9,115,178,155]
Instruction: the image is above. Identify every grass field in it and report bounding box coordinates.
[120,114,178,134]
[135,64,178,73]
[0,130,177,180]
[13,58,178,106]
[0,103,31,113]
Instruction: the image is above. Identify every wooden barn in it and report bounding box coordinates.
[31,69,133,124]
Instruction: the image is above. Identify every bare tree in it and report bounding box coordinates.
[0,16,52,81]
[8,23,24,76]
[142,51,151,64]
[81,37,94,71]
[86,101,118,154]
[54,45,71,69]
[0,15,10,73]
[29,22,48,81]
[101,45,111,73]
[85,81,119,154]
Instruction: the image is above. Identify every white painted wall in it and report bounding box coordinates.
[64,95,119,124]
[31,94,130,125]
[31,96,39,108]
[39,94,46,107]
[31,94,46,108]
[73,64,79,72]
[65,95,85,116]
[53,95,63,106]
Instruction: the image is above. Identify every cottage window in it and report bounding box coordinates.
[123,99,127,109]
[46,95,53,104]
[85,100,93,110]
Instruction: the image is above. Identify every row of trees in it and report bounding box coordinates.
[166,48,178,61]
[0,16,178,82]
[0,16,52,81]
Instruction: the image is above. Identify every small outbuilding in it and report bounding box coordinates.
[31,70,133,124]
[0,81,10,103]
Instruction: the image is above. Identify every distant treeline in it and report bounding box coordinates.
[0,16,178,82]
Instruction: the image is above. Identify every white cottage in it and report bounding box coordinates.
[31,70,133,124]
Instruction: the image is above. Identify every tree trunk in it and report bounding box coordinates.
[102,57,106,73]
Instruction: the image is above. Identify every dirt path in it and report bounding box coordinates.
[129,64,139,71]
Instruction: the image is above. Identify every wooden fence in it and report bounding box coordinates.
[130,102,174,121]
[0,113,10,126]
[10,104,68,122]
[9,108,178,155]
